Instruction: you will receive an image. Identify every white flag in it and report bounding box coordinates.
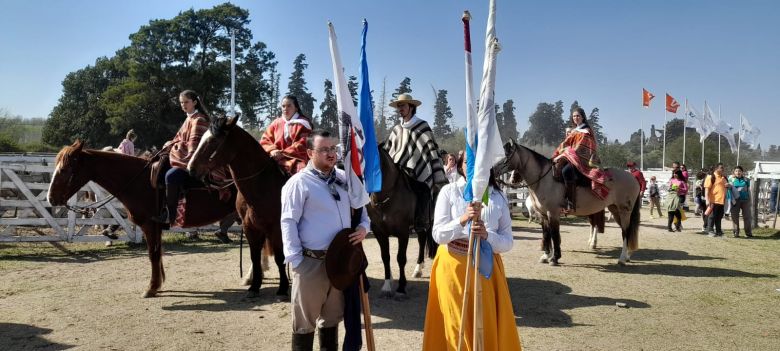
[686,104,715,142]
[327,22,369,208]
[740,114,761,148]
[714,119,737,153]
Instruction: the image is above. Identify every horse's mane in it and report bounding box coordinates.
[517,143,552,170]
[56,143,147,169]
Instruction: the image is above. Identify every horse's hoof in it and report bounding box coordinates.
[412,270,422,278]
[275,288,289,297]
[241,278,252,286]
[143,290,157,298]
[393,292,409,301]
[549,259,559,266]
[245,289,260,299]
[380,290,394,299]
[539,256,549,264]
[617,261,626,266]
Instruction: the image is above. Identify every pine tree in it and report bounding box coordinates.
[286,54,316,118]
[375,77,389,141]
[501,99,519,141]
[589,107,606,144]
[432,89,454,139]
[389,77,412,126]
[521,100,565,147]
[348,75,358,107]
[318,79,338,136]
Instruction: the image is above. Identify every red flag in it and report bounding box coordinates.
[665,93,680,113]
[642,88,655,107]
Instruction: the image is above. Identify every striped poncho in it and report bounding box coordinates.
[384,116,448,189]
[553,124,610,199]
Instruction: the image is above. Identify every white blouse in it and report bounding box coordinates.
[432,178,514,254]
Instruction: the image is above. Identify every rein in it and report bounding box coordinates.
[64,148,164,215]
[505,145,553,189]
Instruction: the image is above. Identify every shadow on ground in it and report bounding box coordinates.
[508,278,650,328]
[0,323,73,350]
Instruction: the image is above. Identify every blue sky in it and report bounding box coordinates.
[1,0,778,146]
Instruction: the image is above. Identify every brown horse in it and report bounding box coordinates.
[186,116,289,297]
[47,140,236,297]
[367,145,437,297]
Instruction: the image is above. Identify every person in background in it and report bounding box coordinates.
[647,176,663,218]
[704,163,730,237]
[770,179,779,215]
[443,153,459,183]
[117,129,137,156]
[728,166,752,238]
[666,170,687,232]
[260,95,313,175]
[680,164,690,211]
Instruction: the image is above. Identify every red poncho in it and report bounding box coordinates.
[259,114,312,175]
[552,126,610,199]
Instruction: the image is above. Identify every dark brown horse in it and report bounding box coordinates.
[367,145,437,297]
[47,140,236,297]
[186,116,289,297]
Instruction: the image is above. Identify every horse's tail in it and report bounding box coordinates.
[425,228,437,260]
[626,194,641,251]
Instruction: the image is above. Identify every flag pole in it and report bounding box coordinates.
[683,99,687,166]
[640,118,644,171]
[662,107,667,170]
[457,11,476,351]
[230,29,236,116]
[737,114,742,165]
[473,214,485,351]
[702,102,706,169]
[718,104,723,163]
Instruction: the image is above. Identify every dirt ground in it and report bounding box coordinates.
[1,208,779,351]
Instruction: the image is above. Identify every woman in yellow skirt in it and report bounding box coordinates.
[423,156,522,351]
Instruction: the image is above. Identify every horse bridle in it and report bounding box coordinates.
[506,144,553,188]
[64,148,162,215]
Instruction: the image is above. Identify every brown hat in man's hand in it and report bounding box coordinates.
[326,228,366,290]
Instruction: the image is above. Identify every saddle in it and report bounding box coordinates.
[150,153,171,189]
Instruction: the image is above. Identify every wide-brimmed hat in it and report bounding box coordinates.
[389,93,421,108]
[626,161,636,167]
[326,228,366,290]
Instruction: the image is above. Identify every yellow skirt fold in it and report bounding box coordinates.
[422,245,522,351]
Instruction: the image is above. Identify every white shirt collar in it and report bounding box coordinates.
[186,109,199,118]
[402,114,422,129]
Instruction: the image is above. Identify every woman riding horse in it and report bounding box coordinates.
[552,107,608,212]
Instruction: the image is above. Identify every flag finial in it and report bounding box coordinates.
[462,10,471,21]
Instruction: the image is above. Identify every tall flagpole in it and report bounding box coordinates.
[737,113,742,165]
[640,118,644,170]
[457,11,476,351]
[702,101,706,169]
[662,108,667,170]
[230,29,236,116]
[682,99,687,166]
[718,104,722,163]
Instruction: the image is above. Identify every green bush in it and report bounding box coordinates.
[0,134,22,152]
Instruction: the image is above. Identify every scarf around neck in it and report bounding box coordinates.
[306,162,347,201]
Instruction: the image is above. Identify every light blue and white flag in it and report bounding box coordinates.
[740,114,761,149]
[464,0,504,278]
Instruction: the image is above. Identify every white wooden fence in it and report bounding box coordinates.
[0,154,238,243]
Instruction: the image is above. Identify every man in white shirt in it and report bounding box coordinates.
[281,130,369,351]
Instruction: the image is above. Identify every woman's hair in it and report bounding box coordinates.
[126,129,136,140]
[180,90,210,119]
[455,153,500,189]
[696,171,707,180]
[570,107,589,128]
[282,95,305,118]
[734,165,744,172]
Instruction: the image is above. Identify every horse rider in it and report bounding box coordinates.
[552,107,607,212]
[626,161,646,198]
[260,95,313,175]
[281,130,369,351]
[383,93,448,233]
[152,90,210,225]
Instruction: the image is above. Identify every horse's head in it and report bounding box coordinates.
[47,140,92,206]
[188,114,240,179]
[493,139,518,176]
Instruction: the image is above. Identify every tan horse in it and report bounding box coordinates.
[495,139,640,266]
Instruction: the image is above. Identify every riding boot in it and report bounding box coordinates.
[414,186,432,234]
[318,327,338,351]
[564,183,576,213]
[292,332,314,351]
[152,184,181,224]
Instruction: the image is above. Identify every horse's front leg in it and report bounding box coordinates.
[413,228,427,278]
[618,237,629,266]
[273,236,289,296]
[539,218,551,264]
[549,216,562,266]
[142,223,164,298]
[375,231,394,297]
[243,220,264,298]
[396,234,410,299]
[588,225,598,250]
